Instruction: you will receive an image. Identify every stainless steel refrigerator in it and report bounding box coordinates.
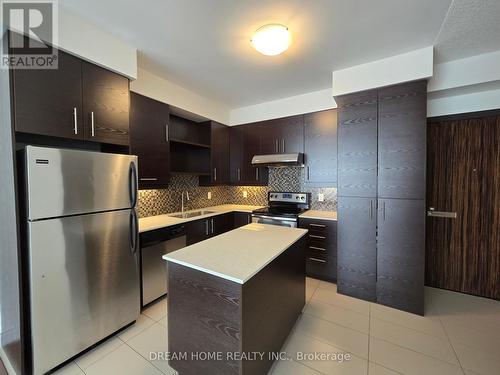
[20,146,140,375]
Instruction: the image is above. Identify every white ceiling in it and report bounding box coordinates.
[60,0,500,108]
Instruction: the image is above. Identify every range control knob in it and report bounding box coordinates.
[301,196,305,200]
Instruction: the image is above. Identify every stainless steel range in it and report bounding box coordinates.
[252,192,311,227]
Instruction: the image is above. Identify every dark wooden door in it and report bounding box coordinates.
[129,92,170,189]
[279,115,304,154]
[11,49,83,140]
[82,62,130,145]
[241,124,261,183]
[186,219,210,245]
[234,212,252,228]
[211,213,233,236]
[259,120,282,154]
[229,125,244,184]
[200,122,229,185]
[378,81,426,199]
[304,109,338,183]
[336,90,378,198]
[426,116,500,300]
[337,196,377,301]
[260,115,304,154]
[377,198,425,314]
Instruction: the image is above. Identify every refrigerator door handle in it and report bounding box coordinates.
[129,161,138,207]
[130,210,139,254]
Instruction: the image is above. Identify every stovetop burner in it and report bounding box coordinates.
[252,192,311,218]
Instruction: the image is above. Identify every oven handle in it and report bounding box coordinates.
[252,214,297,222]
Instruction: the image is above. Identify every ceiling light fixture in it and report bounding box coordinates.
[251,24,291,56]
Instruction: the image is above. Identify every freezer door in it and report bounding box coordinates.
[27,209,140,375]
[25,146,138,220]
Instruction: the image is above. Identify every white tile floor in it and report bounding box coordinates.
[52,278,500,375]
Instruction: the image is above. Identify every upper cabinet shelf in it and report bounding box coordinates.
[169,115,211,147]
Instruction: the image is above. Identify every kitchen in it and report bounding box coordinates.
[1,1,500,375]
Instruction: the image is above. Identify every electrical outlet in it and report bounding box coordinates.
[318,193,325,202]
[243,190,248,198]
[207,191,212,200]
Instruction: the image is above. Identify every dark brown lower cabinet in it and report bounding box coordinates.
[186,213,234,245]
[233,212,252,228]
[299,218,337,281]
[377,199,425,315]
[337,197,377,302]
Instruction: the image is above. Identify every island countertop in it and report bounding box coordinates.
[163,223,308,284]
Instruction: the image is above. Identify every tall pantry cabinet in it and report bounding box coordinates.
[336,80,427,315]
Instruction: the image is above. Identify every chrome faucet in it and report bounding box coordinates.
[181,191,190,212]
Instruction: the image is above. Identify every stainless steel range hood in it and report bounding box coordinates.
[251,153,304,167]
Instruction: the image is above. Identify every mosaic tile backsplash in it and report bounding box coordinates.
[138,168,337,217]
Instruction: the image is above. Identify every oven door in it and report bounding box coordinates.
[252,214,297,228]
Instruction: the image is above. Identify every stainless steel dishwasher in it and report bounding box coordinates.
[140,224,186,307]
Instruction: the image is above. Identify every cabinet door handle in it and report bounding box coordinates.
[205,220,209,236]
[73,107,78,135]
[310,234,326,239]
[211,218,214,234]
[307,166,310,180]
[369,200,373,220]
[309,246,326,251]
[91,111,95,137]
[214,167,217,181]
[309,223,326,228]
[140,177,158,181]
[165,123,169,142]
[237,168,241,181]
[309,257,326,263]
[275,139,278,154]
[282,139,285,153]
[382,201,386,221]
[255,168,259,181]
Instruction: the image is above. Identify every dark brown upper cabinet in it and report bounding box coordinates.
[129,92,170,189]
[10,41,131,147]
[377,81,427,200]
[337,90,378,198]
[11,50,84,140]
[259,115,304,154]
[229,124,268,186]
[200,121,230,186]
[304,109,338,184]
[82,62,130,146]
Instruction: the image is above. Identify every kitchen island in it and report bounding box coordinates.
[163,223,308,375]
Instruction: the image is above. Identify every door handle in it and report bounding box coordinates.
[129,162,138,207]
[307,166,310,180]
[309,257,326,263]
[310,234,326,239]
[369,200,373,220]
[165,123,169,142]
[275,139,278,154]
[91,111,95,137]
[214,167,217,181]
[140,177,158,181]
[256,168,259,181]
[427,209,457,218]
[237,168,241,181]
[73,107,78,135]
[205,220,209,236]
[382,201,386,221]
[282,139,285,153]
[130,210,138,255]
[211,218,214,234]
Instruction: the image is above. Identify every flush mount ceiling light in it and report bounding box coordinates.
[251,24,291,56]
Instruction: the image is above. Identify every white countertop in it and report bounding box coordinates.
[299,210,337,221]
[139,204,264,233]
[163,223,308,284]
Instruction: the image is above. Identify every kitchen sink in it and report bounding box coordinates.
[169,210,215,219]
